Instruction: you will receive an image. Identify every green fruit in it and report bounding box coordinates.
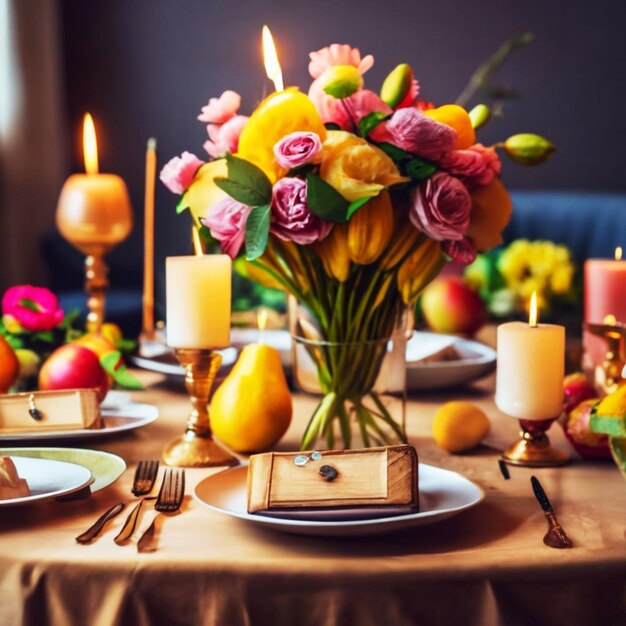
[321,65,363,99]
[468,104,491,130]
[504,133,556,165]
[380,64,413,108]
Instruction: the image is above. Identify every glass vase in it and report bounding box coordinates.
[290,298,409,450]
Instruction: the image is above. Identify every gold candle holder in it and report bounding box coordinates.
[162,349,238,468]
[501,417,570,467]
[584,319,626,396]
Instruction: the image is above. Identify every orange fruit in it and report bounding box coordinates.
[423,104,476,149]
[0,336,19,392]
[432,401,490,453]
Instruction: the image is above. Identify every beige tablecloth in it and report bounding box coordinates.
[1,371,625,626]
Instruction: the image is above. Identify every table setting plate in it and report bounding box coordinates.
[132,330,495,391]
[194,463,485,537]
[0,447,126,492]
[0,402,159,442]
[0,456,94,507]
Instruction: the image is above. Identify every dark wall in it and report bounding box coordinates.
[57,0,626,313]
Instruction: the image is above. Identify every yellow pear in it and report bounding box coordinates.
[210,344,292,452]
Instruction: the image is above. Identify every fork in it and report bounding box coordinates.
[113,460,160,545]
[137,468,185,553]
[75,460,159,545]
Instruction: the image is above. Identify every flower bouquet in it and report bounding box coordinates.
[161,42,554,449]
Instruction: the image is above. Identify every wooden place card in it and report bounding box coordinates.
[247,445,419,520]
[0,389,101,433]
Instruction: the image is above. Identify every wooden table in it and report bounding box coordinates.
[1,371,625,626]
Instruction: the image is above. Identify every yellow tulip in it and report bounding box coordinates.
[182,159,228,222]
[380,223,423,270]
[313,224,350,282]
[238,258,286,292]
[467,178,513,251]
[397,238,444,304]
[424,104,476,150]
[237,89,327,182]
[320,131,408,202]
[347,191,394,265]
[372,273,395,310]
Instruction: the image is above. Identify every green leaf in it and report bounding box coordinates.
[100,351,144,390]
[405,158,437,180]
[376,142,412,162]
[346,196,373,220]
[358,112,388,138]
[215,153,272,206]
[100,351,122,376]
[32,331,55,343]
[305,174,349,223]
[175,194,188,214]
[18,298,41,312]
[245,203,271,261]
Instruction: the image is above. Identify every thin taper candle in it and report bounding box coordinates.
[142,137,157,338]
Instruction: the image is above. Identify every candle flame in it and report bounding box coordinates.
[616,246,623,261]
[604,314,617,326]
[257,308,268,332]
[82,113,99,175]
[529,291,538,327]
[262,25,284,92]
[191,227,203,256]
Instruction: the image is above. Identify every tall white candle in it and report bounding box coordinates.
[495,297,565,420]
[166,255,231,349]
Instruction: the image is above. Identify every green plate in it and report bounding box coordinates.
[0,447,126,492]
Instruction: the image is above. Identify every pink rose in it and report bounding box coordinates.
[160,151,204,194]
[442,237,477,264]
[197,90,241,124]
[409,172,471,241]
[308,83,391,131]
[370,108,456,160]
[439,144,501,187]
[270,177,333,245]
[308,44,374,79]
[2,285,64,332]
[203,115,248,159]
[201,197,252,259]
[274,132,322,169]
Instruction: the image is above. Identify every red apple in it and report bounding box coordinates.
[420,276,487,335]
[561,398,611,460]
[562,372,597,415]
[38,344,109,402]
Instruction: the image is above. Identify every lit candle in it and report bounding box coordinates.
[584,247,626,324]
[56,114,132,254]
[165,255,232,349]
[495,292,565,420]
[262,25,284,92]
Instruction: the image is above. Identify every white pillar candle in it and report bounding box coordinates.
[166,255,231,349]
[495,321,565,420]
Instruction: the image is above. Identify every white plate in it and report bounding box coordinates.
[193,464,484,537]
[406,332,496,391]
[130,347,237,378]
[0,456,93,507]
[0,447,125,492]
[0,402,159,442]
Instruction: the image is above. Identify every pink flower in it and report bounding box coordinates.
[308,44,374,79]
[308,83,391,131]
[160,151,205,194]
[439,144,501,187]
[409,173,472,241]
[274,132,322,169]
[370,108,456,160]
[442,237,477,264]
[197,90,241,124]
[203,115,249,159]
[2,285,64,332]
[270,177,333,245]
[395,79,420,109]
[201,197,252,259]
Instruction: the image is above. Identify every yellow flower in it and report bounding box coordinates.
[397,238,444,304]
[320,131,408,202]
[347,191,394,265]
[314,224,350,282]
[237,89,327,182]
[182,159,228,222]
[550,263,574,294]
[380,223,422,270]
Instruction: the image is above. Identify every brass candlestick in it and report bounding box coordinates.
[584,320,626,396]
[162,349,238,467]
[501,418,570,467]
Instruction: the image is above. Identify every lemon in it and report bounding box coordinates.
[432,401,490,452]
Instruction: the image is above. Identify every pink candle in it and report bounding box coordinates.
[584,249,626,323]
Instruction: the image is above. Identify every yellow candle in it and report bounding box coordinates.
[56,114,132,254]
[165,255,232,349]
[495,294,565,420]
